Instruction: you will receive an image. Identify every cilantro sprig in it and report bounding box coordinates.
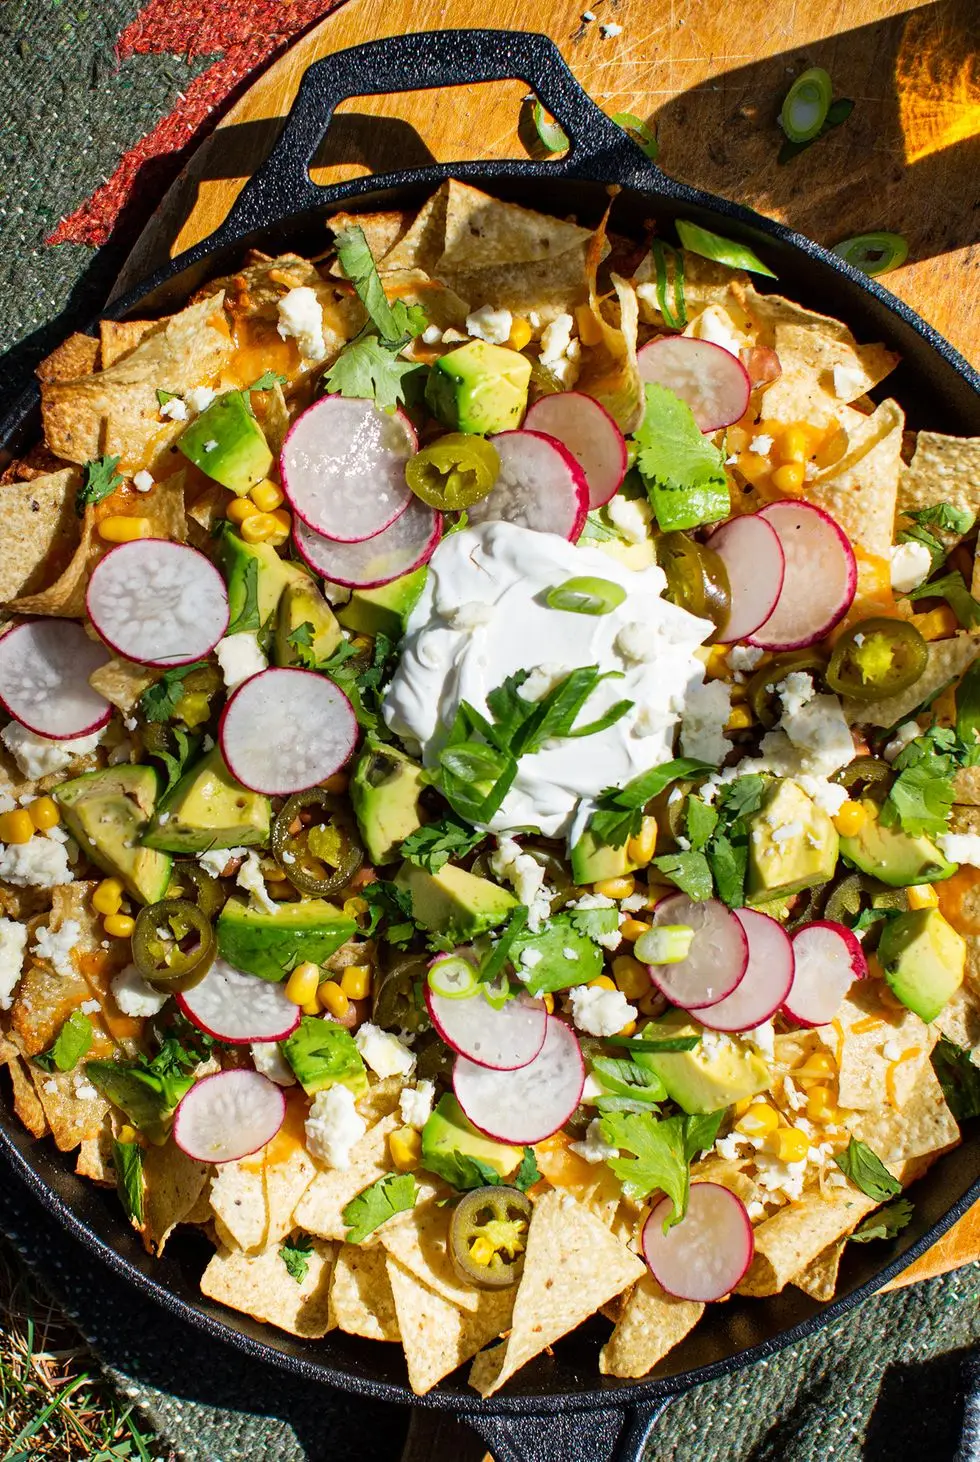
[76,454,123,516]
[342,1172,419,1244]
[907,569,980,629]
[633,384,730,532]
[34,1011,93,1073]
[849,1199,914,1244]
[833,1138,902,1202]
[598,1109,724,1227]
[879,726,978,838]
[897,502,975,573]
[279,1233,314,1282]
[401,814,486,874]
[324,226,428,410]
[589,757,714,849]
[421,1143,540,1195]
[931,1037,980,1120]
[139,661,209,724]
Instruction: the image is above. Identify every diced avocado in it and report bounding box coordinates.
[747,779,838,905]
[220,531,302,634]
[216,897,356,983]
[336,568,428,641]
[350,738,425,866]
[420,1094,523,1181]
[274,577,342,669]
[639,1013,769,1115]
[840,799,956,888]
[570,824,641,886]
[55,765,172,905]
[141,746,270,854]
[395,860,517,941]
[282,1016,367,1097]
[511,917,604,995]
[178,391,272,494]
[876,907,966,1022]
[425,340,532,436]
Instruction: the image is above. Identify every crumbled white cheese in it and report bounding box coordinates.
[132,469,154,493]
[277,285,327,362]
[882,1038,903,1062]
[111,964,168,1018]
[305,1084,367,1169]
[0,918,27,1010]
[215,632,267,690]
[570,1117,619,1164]
[31,919,80,978]
[520,947,544,970]
[764,693,855,778]
[198,847,245,878]
[778,671,816,719]
[883,721,920,763]
[727,645,764,675]
[605,494,653,545]
[203,439,219,453]
[620,892,648,912]
[399,1079,436,1130]
[747,1199,767,1222]
[770,819,803,845]
[890,541,933,594]
[159,397,188,421]
[754,1152,808,1202]
[781,1078,807,1113]
[250,1041,297,1086]
[0,837,73,887]
[354,1022,416,1079]
[421,324,443,346]
[1,721,105,780]
[185,385,216,413]
[80,998,100,1014]
[715,1131,752,1162]
[568,983,636,1037]
[748,435,773,456]
[832,363,867,401]
[538,313,580,387]
[747,1020,776,1059]
[466,305,513,346]
[565,891,622,951]
[796,774,850,817]
[72,1073,98,1101]
[491,836,551,932]
[236,851,278,916]
[938,832,980,867]
[680,679,732,765]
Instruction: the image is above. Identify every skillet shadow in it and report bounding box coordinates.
[863,1346,979,1462]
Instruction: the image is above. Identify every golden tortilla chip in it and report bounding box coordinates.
[88,656,159,714]
[818,985,935,1112]
[262,1097,319,1243]
[804,399,904,560]
[846,1061,960,1163]
[4,1053,48,1137]
[953,764,980,804]
[9,884,106,1055]
[692,1155,761,1208]
[9,506,96,618]
[576,273,643,434]
[599,1273,703,1378]
[380,1198,482,1313]
[251,383,291,457]
[0,470,83,605]
[76,1115,116,1184]
[386,1256,515,1396]
[382,270,470,333]
[898,431,980,525]
[329,1242,401,1341]
[186,482,229,548]
[438,181,593,272]
[1,443,70,484]
[293,1113,398,1239]
[99,321,160,369]
[378,188,450,274]
[209,1159,269,1253]
[935,983,980,1065]
[201,1237,336,1338]
[636,248,751,328]
[36,334,100,383]
[736,1185,878,1296]
[842,633,980,727]
[28,1063,110,1153]
[142,1141,211,1256]
[790,1238,845,1301]
[468,1190,645,1397]
[356,1075,405,1126]
[329,209,413,266]
[749,292,897,403]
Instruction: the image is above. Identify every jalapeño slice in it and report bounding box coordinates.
[827,617,927,701]
[450,1185,533,1289]
[747,650,827,727]
[656,532,731,635]
[373,953,428,1033]
[167,861,225,919]
[133,898,215,993]
[405,434,500,510]
[272,788,364,896]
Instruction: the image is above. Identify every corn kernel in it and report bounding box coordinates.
[911,605,959,641]
[733,1097,753,1118]
[285,961,321,1006]
[323,771,349,795]
[735,1102,780,1137]
[611,954,650,999]
[805,1085,837,1122]
[389,1126,422,1171]
[226,497,261,525]
[0,809,34,845]
[341,964,372,1000]
[98,515,151,543]
[908,883,939,910]
[574,303,603,347]
[706,645,730,678]
[343,897,369,926]
[103,913,136,938]
[593,875,636,901]
[249,479,285,512]
[643,883,672,911]
[28,796,60,831]
[626,816,658,867]
[726,704,753,732]
[619,917,652,944]
[618,1019,637,1037]
[117,1125,139,1145]
[637,990,663,1017]
[795,1051,837,1082]
[542,993,555,1014]
[738,452,770,483]
[507,316,533,351]
[770,1127,810,1163]
[302,1000,321,1017]
[589,975,617,992]
[777,426,809,464]
[318,980,350,1018]
[833,800,867,837]
[770,461,806,494]
[265,508,291,547]
[469,1235,496,1267]
[92,878,124,916]
[240,511,279,543]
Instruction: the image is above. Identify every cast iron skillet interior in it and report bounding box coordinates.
[1,30,978,1462]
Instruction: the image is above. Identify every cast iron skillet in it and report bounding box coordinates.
[1,30,978,1462]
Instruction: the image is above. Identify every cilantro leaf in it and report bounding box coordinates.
[931,1037,980,1120]
[333,226,428,347]
[880,756,954,838]
[321,633,398,737]
[76,454,123,516]
[113,1140,145,1227]
[683,1109,725,1160]
[284,620,319,669]
[633,384,729,532]
[651,850,713,901]
[343,1172,419,1244]
[247,370,288,393]
[33,1011,93,1073]
[400,815,486,874]
[139,661,209,724]
[599,1110,689,1221]
[833,1138,902,1202]
[589,757,714,848]
[156,388,179,407]
[324,336,425,412]
[566,904,620,943]
[686,796,719,852]
[145,724,198,793]
[849,1198,914,1244]
[360,879,417,948]
[908,570,980,629]
[512,1147,541,1192]
[705,830,747,908]
[226,557,261,635]
[279,1233,314,1282]
[421,1144,539,1194]
[905,502,974,537]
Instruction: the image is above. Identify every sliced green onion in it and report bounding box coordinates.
[427,954,480,1001]
[778,96,853,164]
[634,925,695,965]
[832,232,909,277]
[650,239,687,330]
[779,68,833,144]
[532,101,569,155]
[482,971,514,1010]
[545,576,627,616]
[610,112,659,161]
[675,219,777,279]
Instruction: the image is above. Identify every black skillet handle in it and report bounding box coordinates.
[453,1396,675,1462]
[213,28,673,245]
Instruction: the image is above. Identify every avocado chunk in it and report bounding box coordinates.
[178,391,273,494]
[425,340,532,436]
[420,1094,523,1183]
[274,577,342,668]
[395,860,517,941]
[141,745,270,854]
[570,824,643,887]
[511,916,604,995]
[638,1013,769,1114]
[876,907,965,1022]
[282,1016,367,1097]
[336,567,428,641]
[840,799,956,887]
[55,765,172,905]
[747,779,838,905]
[220,531,302,635]
[351,738,425,866]
[216,897,356,983]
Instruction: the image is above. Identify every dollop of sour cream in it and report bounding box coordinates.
[384,521,713,838]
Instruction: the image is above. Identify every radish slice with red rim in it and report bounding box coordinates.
[698,909,795,1032]
[86,540,229,667]
[468,430,589,540]
[747,501,856,651]
[642,1182,754,1302]
[280,395,416,542]
[293,496,441,588]
[173,1069,286,1164]
[644,894,749,1010]
[524,393,628,509]
[637,337,751,432]
[0,619,111,740]
[708,515,786,644]
[453,1015,584,1144]
[425,985,548,1071]
[176,957,301,1044]
[784,920,866,1026]
[219,668,357,796]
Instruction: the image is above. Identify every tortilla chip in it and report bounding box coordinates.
[842,633,980,727]
[9,884,105,1055]
[736,1185,878,1295]
[99,321,160,369]
[386,1256,515,1396]
[935,983,980,1065]
[251,383,291,457]
[293,1113,398,1240]
[209,1160,269,1253]
[953,764,980,804]
[692,1155,761,1208]
[8,506,96,618]
[749,292,897,402]
[1,443,71,484]
[846,1061,960,1163]
[468,1190,645,1397]
[897,431,980,525]
[263,1098,319,1243]
[379,1198,482,1312]
[576,273,643,434]
[356,1075,405,1126]
[36,334,100,383]
[438,181,593,272]
[201,1237,336,1338]
[378,189,450,274]
[818,985,935,1111]
[636,248,751,327]
[27,1063,109,1153]
[329,209,413,266]
[76,1116,116,1184]
[0,470,83,605]
[804,399,904,560]
[381,270,470,332]
[4,1053,48,1137]
[329,1242,401,1341]
[141,1141,211,1256]
[790,1238,845,1301]
[88,656,159,714]
[599,1273,703,1378]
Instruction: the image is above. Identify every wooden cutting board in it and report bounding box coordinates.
[121,0,979,1294]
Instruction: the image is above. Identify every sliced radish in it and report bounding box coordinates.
[645,894,748,1010]
[709,515,786,644]
[748,501,856,651]
[293,496,441,588]
[426,986,547,1071]
[219,667,357,796]
[642,1183,754,1302]
[468,430,588,540]
[699,909,795,1032]
[637,337,751,433]
[176,957,301,1044]
[0,619,111,740]
[785,920,867,1027]
[280,395,416,542]
[523,393,627,508]
[173,1069,286,1164]
[453,1015,584,1145]
[86,540,229,667]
